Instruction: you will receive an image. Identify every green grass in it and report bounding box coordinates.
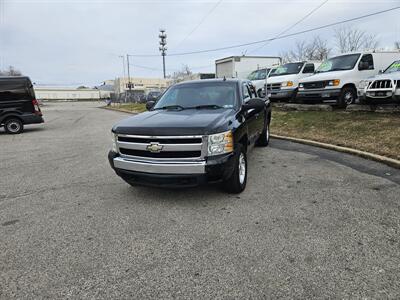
[109,103,147,113]
[104,103,146,113]
[271,109,400,160]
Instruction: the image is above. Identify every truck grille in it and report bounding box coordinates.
[266,83,281,91]
[116,134,205,160]
[118,136,202,144]
[120,149,201,159]
[302,81,326,89]
[369,80,393,89]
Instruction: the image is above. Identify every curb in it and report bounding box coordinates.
[271,134,400,169]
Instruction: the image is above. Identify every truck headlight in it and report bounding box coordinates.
[281,81,293,87]
[359,80,368,89]
[207,130,233,156]
[111,132,117,152]
[299,83,304,89]
[327,79,340,86]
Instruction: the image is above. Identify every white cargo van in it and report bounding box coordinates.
[247,67,277,97]
[266,61,321,101]
[297,51,400,107]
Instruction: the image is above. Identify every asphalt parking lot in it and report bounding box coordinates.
[1,102,399,299]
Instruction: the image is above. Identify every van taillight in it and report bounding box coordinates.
[32,99,42,115]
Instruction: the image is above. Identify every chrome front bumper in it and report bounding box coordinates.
[113,156,206,174]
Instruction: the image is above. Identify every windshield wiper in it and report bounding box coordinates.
[154,105,185,110]
[190,104,224,109]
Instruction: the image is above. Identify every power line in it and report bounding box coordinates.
[248,0,329,54]
[128,6,400,57]
[172,0,223,50]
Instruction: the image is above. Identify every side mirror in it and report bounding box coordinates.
[242,98,265,113]
[378,69,384,74]
[146,100,156,111]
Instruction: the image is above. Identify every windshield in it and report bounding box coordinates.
[153,82,238,110]
[247,69,268,81]
[384,60,400,74]
[316,54,360,73]
[269,63,304,76]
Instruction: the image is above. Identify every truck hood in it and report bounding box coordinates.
[112,109,235,136]
[300,70,350,83]
[367,71,400,81]
[267,74,298,84]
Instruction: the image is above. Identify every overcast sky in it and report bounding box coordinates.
[0,0,399,86]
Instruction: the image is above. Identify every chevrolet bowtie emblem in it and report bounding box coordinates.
[146,143,163,153]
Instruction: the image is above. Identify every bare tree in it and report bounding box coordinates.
[169,64,192,84]
[334,27,379,53]
[280,36,331,63]
[0,66,22,76]
[395,41,400,50]
[306,36,331,61]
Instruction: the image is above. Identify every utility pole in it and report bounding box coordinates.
[126,54,133,102]
[159,29,167,79]
[118,55,127,103]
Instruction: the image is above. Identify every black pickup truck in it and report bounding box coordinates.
[108,79,271,193]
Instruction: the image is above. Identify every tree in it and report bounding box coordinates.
[0,66,22,76]
[280,36,331,63]
[334,27,379,53]
[169,64,192,84]
[395,41,400,50]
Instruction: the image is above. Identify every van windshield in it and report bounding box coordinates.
[247,69,268,80]
[153,82,237,110]
[384,60,400,74]
[269,63,304,76]
[316,54,360,73]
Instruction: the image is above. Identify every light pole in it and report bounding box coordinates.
[159,29,167,79]
[126,54,133,102]
[118,55,127,103]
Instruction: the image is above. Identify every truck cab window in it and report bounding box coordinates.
[243,83,251,101]
[302,63,315,73]
[359,54,374,70]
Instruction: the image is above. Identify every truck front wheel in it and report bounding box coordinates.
[223,145,247,193]
[337,86,356,108]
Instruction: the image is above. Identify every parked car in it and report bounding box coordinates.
[297,51,400,107]
[0,76,44,134]
[248,68,269,97]
[108,79,271,193]
[358,60,400,104]
[146,90,161,102]
[248,68,279,98]
[266,61,321,102]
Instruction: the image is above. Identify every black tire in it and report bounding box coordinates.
[4,118,23,134]
[288,89,298,103]
[223,145,247,194]
[256,117,270,147]
[337,86,357,108]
